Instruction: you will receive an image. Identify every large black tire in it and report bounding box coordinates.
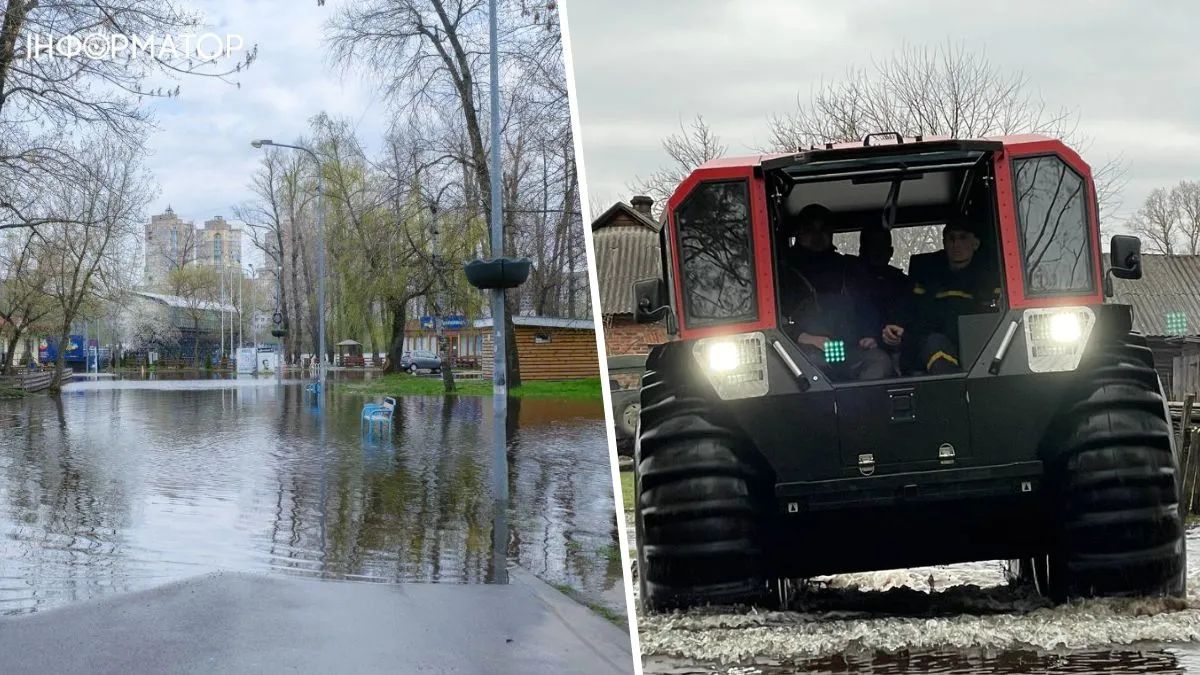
[1048,338,1186,600]
[635,371,771,612]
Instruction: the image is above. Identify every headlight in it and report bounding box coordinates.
[705,341,740,372]
[1023,306,1095,373]
[1047,312,1082,343]
[692,332,769,400]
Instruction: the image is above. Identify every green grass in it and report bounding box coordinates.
[340,373,602,400]
[601,544,622,563]
[551,583,626,628]
[620,470,634,513]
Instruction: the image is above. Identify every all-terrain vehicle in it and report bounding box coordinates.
[631,133,1185,611]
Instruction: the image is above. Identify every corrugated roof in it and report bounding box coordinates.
[134,290,236,313]
[1108,254,1200,337]
[473,316,595,330]
[592,203,662,315]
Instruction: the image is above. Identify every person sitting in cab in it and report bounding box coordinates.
[882,220,997,374]
[779,204,893,381]
[853,225,914,346]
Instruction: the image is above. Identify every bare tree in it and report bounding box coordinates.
[1129,188,1179,255]
[35,136,150,389]
[631,115,726,218]
[766,42,1128,227]
[1173,181,1200,255]
[168,265,220,365]
[238,150,302,362]
[1127,180,1200,256]
[0,0,256,232]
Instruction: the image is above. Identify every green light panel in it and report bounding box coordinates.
[1166,311,1188,336]
[824,339,846,364]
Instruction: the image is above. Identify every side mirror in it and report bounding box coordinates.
[1110,235,1142,280]
[633,278,670,324]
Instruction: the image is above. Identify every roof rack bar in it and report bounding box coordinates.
[785,160,981,184]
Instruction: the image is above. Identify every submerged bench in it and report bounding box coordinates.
[361,397,396,430]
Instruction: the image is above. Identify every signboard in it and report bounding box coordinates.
[421,315,467,330]
[237,347,258,374]
[38,335,86,363]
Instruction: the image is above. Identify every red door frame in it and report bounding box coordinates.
[995,139,1105,309]
[666,164,777,340]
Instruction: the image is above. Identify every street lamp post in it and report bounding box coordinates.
[486,0,508,585]
[463,0,525,585]
[252,139,326,401]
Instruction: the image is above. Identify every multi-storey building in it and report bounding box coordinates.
[142,207,197,289]
[196,216,242,273]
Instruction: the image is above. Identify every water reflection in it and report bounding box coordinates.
[0,379,622,617]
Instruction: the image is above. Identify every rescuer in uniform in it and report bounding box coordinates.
[882,220,997,374]
[780,204,893,381]
[854,225,914,341]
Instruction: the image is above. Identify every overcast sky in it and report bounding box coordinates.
[144,0,387,266]
[563,0,1200,228]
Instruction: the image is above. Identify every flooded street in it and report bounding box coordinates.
[638,526,1200,673]
[0,376,624,619]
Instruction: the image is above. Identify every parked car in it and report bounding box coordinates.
[399,350,441,374]
[607,354,648,457]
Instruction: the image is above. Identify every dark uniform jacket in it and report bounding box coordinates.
[852,257,913,332]
[779,247,877,344]
[903,252,999,343]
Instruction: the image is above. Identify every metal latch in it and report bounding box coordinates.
[858,453,876,476]
[889,388,916,422]
[938,443,955,465]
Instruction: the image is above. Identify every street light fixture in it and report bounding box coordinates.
[251,138,326,400]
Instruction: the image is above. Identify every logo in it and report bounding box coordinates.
[23,32,245,61]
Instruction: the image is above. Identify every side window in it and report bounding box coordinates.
[674,180,757,324]
[1013,155,1095,295]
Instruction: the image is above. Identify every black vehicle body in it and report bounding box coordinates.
[632,134,1185,610]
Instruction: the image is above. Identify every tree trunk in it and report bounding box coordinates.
[4,326,24,375]
[192,319,201,366]
[503,299,521,388]
[440,345,456,393]
[385,299,407,374]
[0,0,31,112]
[288,222,304,364]
[50,328,69,392]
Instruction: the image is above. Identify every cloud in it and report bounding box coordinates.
[566,0,1200,220]
[138,0,390,265]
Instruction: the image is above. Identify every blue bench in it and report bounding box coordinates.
[361,396,396,430]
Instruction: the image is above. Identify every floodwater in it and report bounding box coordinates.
[0,375,624,619]
[638,528,1200,673]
